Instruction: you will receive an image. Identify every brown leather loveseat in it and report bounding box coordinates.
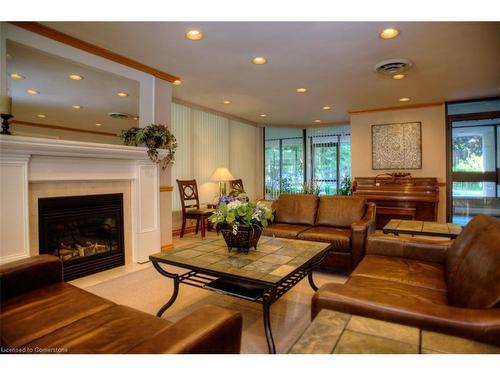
[312,215,500,345]
[0,255,242,353]
[263,194,376,271]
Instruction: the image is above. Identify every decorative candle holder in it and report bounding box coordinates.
[1,113,13,135]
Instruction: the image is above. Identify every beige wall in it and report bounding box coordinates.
[350,104,447,222]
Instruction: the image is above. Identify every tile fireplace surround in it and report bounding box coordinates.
[0,135,166,265]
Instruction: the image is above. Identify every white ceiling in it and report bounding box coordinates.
[7,41,139,134]
[30,22,500,126]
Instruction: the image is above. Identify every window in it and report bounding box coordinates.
[447,98,500,225]
[264,126,351,199]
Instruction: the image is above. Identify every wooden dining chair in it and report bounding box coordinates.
[176,179,214,239]
[229,179,245,195]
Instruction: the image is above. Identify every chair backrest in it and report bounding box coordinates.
[446,215,500,308]
[315,196,367,228]
[229,179,244,194]
[176,179,200,212]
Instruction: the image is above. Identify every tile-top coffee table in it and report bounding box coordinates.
[149,236,332,354]
[289,309,500,354]
[383,219,462,239]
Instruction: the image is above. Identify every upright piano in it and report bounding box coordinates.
[352,176,439,229]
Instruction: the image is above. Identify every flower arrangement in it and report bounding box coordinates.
[209,194,273,228]
[210,194,273,252]
[120,124,177,169]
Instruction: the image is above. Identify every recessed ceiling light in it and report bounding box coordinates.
[36,114,47,118]
[223,100,231,104]
[72,105,82,109]
[313,119,321,123]
[172,79,182,86]
[322,106,332,110]
[252,57,267,65]
[185,30,203,41]
[380,28,400,39]
[393,74,406,80]
[9,72,25,80]
[399,97,410,102]
[296,88,307,93]
[95,123,102,127]
[260,114,267,118]
[68,74,83,81]
[26,89,39,95]
[116,92,128,97]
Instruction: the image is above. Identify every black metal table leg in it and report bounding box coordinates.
[263,301,276,354]
[152,261,180,317]
[307,271,319,291]
[157,278,179,317]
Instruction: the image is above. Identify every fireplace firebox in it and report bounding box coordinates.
[38,193,125,281]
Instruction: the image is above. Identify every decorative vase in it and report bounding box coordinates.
[218,223,263,253]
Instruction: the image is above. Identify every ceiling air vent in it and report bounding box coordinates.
[374,58,413,76]
[107,112,131,120]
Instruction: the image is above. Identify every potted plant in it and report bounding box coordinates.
[120,124,177,169]
[209,194,273,253]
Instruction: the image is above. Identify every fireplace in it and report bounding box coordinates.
[38,193,125,281]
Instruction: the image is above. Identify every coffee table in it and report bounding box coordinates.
[383,219,462,239]
[149,236,332,354]
[289,309,500,354]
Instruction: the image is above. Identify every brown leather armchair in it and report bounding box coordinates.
[312,215,500,345]
[1,255,242,354]
[263,194,376,271]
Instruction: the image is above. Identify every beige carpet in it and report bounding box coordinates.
[85,264,346,354]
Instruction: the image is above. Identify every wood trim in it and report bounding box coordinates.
[160,185,174,192]
[161,243,174,252]
[452,171,497,183]
[173,97,259,127]
[172,226,196,237]
[12,120,117,137]
[9,22,179,83]
[349,101,444,115]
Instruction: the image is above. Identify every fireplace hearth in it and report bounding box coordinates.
[38,193,125,281]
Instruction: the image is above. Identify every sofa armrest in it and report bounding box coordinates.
[350,203,376,268]
[366,232,452,263]
[128,304,243,354]
[312,283,500,346]
[0,255,63,300]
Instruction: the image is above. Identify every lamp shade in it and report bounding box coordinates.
[0,96,12,115]
[210,167,234,182]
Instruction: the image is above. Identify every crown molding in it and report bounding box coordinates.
[9,22,179,83]
[349,101,444,115]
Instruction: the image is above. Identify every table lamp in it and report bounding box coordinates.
[210,167,234,197]
[0,95,13,135]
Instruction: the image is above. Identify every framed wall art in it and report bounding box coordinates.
[371,121,422,170]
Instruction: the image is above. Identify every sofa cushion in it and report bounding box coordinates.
[315,196,366,228]
[0,283,114,348]
[298,226,351,252]
[352,255,447,292]
[26,305,173,353]
[446,215,500,309]
[262,223,311,239]
[275,194,318,225]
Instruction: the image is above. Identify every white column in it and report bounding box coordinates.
[0,154,30,264]
[153,78,173,250]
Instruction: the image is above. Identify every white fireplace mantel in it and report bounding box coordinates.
[0,135,167,264]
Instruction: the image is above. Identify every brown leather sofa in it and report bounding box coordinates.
[0,255,243,354]
[312,215,500,345]
[263,194,376,271]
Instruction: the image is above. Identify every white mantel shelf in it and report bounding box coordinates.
[0,135,168,160]
[0,135,164,265]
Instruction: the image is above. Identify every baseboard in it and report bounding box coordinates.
[161,243,174,252]
[172,226,196,237]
